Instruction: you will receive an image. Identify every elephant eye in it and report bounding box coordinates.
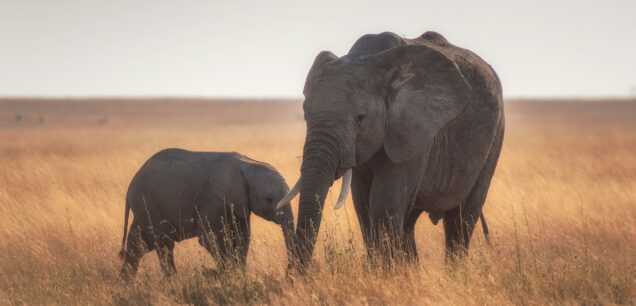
[265,197,273,203]
[356,114,366,122]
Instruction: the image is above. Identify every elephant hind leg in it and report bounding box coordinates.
[443,205,479,260]
[120,224,154,280]
[443,171,492,260]
[444,123,503,261]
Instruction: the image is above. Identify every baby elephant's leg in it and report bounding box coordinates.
[121,223,154,280]
[196,210,227,268]
[196,210,250,271]
[230,216,250,267]
[155,236,176,276]
[218,214,250,269]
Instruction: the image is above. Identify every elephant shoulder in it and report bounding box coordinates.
[348,32,408,57]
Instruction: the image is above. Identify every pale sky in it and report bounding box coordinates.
[1,0,635,98]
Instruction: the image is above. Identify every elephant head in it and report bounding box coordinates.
[241,160,296,263]
[278,32,472,267]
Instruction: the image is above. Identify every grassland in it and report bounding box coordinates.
[0,98,635,305]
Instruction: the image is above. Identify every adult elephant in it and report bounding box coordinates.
[279,31,504,268]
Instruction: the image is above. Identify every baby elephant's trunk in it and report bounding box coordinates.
[276,205,296,264]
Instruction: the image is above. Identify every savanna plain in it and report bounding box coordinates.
[0,98,635,305]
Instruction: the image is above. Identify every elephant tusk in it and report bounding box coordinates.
[276,179,300,210]
[334,169,352,210]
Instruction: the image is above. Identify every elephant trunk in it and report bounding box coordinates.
[275,204,296,265]
[293,133,340,268]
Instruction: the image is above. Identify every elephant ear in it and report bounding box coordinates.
[377,45,471,163]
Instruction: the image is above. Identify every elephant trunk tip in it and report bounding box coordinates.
[118,248,126,260]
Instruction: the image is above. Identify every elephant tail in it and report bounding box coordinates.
[480,211,491,246]
[119,198,131,259]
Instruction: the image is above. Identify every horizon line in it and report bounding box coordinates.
[1,94,635,102]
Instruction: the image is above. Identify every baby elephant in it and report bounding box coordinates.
[119,148,295,278]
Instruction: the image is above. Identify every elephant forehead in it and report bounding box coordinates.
[308,71,364,89]
[302,98,353,116]
[304,75,379,103]
[304,84,354,102]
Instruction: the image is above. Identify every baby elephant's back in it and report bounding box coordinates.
[126,149,237,221]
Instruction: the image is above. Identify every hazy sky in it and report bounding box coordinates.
[1,0,635,98]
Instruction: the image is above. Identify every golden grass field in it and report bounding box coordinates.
[0,98,635,305]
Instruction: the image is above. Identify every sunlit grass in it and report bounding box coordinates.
[0,99,634,305]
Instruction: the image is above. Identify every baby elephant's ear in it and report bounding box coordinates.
[376,45,471,163]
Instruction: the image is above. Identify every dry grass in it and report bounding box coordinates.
[0,98,635,305]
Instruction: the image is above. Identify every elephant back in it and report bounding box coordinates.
[347,32,408,57]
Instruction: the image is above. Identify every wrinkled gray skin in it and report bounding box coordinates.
[290,31,504,267]
[119,149,295,278]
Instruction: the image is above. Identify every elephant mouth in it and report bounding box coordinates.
[335,157,355,179]
[277,166,353,211]
[334,166,348,180]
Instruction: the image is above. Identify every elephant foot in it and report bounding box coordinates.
[119,265,137,282]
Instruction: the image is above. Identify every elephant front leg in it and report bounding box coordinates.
[367,154,422,266]
[214,218,250,270]
[197,212,250,271]
[351,166,374,260]
[227,215,250,268]
[403,208,424,263]
[155,236,176,276]
[196,211,227,270]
